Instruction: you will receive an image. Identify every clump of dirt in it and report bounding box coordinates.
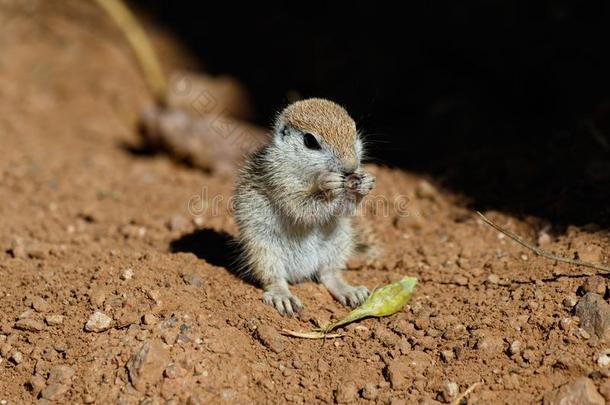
[1,2,609,404]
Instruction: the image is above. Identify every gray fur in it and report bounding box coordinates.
[233,101,375,316]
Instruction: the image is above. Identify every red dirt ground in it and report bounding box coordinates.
[0,2,609,404]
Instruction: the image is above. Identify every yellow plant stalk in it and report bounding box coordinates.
[282,276,418,339]
[93,0,167,104]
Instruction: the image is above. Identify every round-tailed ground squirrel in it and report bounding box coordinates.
[233,98,375,316]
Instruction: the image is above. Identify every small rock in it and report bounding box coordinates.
[574,293,610,340]
[85,311,113,332]
[440,381,459,403]
[0,343,12,357]
[576,244,604,264]
[27,375,46,396]
[187,394,203,405]
[142,313,158,326]
[442,323,467,340]
[559,318,573,331]
[254,324,284,354]
[89,289,106,307]
[40,383,69,401]
[164,363,188,379]
[578,328,592,340]
[543,377,604,405]
[440,350,455,363]
[563,296,578,308]
[596,350,610,368]
[360,383,378,400]
[126,340,170,392]
[183,273,203,287]
[121,268,134,281]
[9,238,26,258]
[335,382,357,403]
[385,351,431,389]
[415,180,438,200]
[453,275,468,286]
[47,365,75,384]
[17,309,34,320]
[14,318,45,332]
[115,311,140,328]
[10,351,23,364]
[582,276,607,296]
[522,349,537,364]
[120,224,147,239]
[45,315,64,326]
[538,231,552,246]
[509,340,522,356]
[487,274,500,284]
[31,296,49,312]
[476,335,505,353]
[168,215,189,232]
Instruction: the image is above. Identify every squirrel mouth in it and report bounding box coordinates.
[344,173,362,192]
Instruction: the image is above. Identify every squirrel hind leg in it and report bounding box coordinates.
[319,270,369,308]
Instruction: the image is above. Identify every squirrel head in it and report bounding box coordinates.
[271,98,363,176]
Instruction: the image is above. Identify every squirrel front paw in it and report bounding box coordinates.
[345,171,375,196]
[316,171,344,199]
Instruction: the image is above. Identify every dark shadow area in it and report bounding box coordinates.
[133,1,610,228]
[120,141,160,158]
[169,228,257,285]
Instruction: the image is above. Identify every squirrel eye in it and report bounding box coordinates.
[303,133,321,150]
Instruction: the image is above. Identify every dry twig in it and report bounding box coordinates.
[280,329,344,339]
[451,382,481,405]
[94,0,167,104]
[477,211,610,274]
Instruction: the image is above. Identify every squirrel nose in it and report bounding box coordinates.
[342,159,358,175]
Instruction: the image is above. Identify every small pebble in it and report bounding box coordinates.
[10,351,23,364]
[440,350,455,363]
[31,296,49,312]
[335,381,357,403]
[538,231,552,246]
[45,315,64,326]
[142,313,158,326]
[597,350,610,368]
[582,276,607,296]
[560,318,573,331]
[415,180,438,200]
[487,274,500,284]
[509,340,522,356]
[183,273,203,287]
[85,311,112,332]
[361,383,378,400]
[14,318,45,332]
[441,381,459,403]
[563,296,578,308]
[120,268,134,281]
[168,215,189,232]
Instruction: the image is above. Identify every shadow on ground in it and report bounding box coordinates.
[169,228,258,285]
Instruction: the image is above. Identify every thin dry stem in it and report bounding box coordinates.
[281,329,344,339]
[477,211,610,274]
[94,0,167,104]
[451,382,481,405]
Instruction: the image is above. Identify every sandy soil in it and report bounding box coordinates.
[1,2,609,404]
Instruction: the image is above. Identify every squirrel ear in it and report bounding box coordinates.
[274,123,290,139]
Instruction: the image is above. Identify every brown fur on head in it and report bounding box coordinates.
[278,98,357,165]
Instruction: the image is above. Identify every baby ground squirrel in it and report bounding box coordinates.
[233,98,375,316]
